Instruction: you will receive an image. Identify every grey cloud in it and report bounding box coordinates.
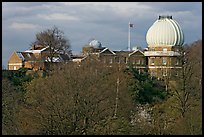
[138,2,201,13]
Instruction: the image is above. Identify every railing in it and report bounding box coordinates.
[144,51,180,56]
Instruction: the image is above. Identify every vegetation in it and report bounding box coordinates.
[2,40,202,135]
[2,78,20,135]
[32,26,72,63]
[128,67,167,104]
[2,68,39,87]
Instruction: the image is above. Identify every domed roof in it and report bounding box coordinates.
[89,39,102,48]
[146,15,184,47]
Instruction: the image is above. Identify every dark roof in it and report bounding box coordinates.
[30,44,46,50]
[16,52,36,61]
[59,54,70,60]
[113,51,132,56]
[113,50,144,56]
[71,55,85,59]
[92,47,106,53]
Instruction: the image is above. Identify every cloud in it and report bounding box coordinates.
[10,22,40,30]
[37,13,80,21]
[62,2,152,18]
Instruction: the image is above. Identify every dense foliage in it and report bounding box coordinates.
[128,67,167,104]
[2,68,34,86]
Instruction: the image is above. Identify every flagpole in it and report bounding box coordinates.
[128,22,131,51]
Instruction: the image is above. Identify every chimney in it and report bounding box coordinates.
[33,44,35,50]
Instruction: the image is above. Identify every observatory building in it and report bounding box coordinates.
[80,15,184,79]
[8,15,184,79]
[144,15,184,78]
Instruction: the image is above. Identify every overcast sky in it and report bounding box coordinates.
[2,2,202,68]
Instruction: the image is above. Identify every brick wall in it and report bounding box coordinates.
[8,52,23,70]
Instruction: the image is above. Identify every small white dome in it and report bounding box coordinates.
[132,46,138,51]
[146,16,184,47]
[89,40,102,48]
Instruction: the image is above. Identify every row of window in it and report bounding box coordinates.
[150,58,179,65]
[150,48,168,52]
[103,57,144,65]
[102,57,180,66]
[149,48,179,52]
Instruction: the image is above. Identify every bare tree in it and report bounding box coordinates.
[168,45,192,118]
[169,40,202,120]
[32,26,72,63]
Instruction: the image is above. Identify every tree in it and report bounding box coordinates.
[170,44,194,118]
[2,78,20,135]
[128,66,167,105]
[16,61,134,135]
[167,40,202,134]
[32,26,72,63]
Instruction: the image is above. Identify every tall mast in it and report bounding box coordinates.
[128,22,131,51]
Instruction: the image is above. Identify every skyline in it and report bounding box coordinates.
[2,2,202,68]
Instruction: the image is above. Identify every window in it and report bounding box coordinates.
[136,59,140,65]
[162,58,167,65]
[103,58,106,63]
[115,57,119,63]
[14,66,16,70]
[132,59,135,64]
[176,59,179,65]
[141,60,144,65]
[175,71,179,76]
[151,57,155,65]
[163,70,167,76]
[163,48,167,53]
[125,57,128,64]
[109,58,113,64]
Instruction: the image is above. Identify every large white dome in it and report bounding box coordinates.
[146,16,184,47]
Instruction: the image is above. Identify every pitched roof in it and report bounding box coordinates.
[16,52,25,61]
[45,54,70,62]
[30,44,46,50]
[71,54,86,59]
[59,54,70,61]
[24,46,49,53]
[114,51,132,56]
[45,56,61,62]
[16,52,36,61]
[128,49,144,56]
[99,48,116,55]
